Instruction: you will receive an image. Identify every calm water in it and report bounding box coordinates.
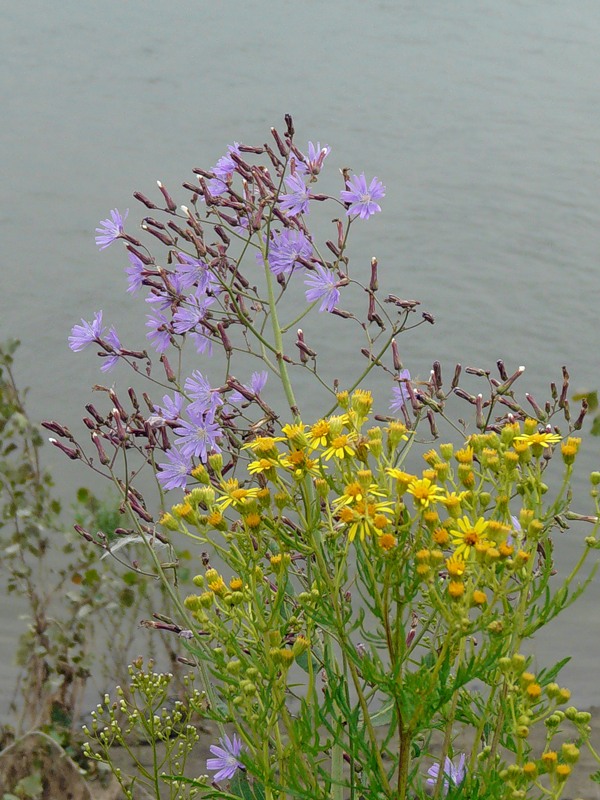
[2,0,600,709]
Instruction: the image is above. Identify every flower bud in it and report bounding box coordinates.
[511,654,527,672]
[208,452,223,474]
[561,743,579,764]
[590,471,600,486]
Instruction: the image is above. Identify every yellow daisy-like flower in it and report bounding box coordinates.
[247,457,282,476]
[333,481,385,508]
[242,436,286,456]
[514,431,562,448]
[386,468,418,494]
[451,516,490,559]
[407,477,444,509]
[216,479,260,510]
[446,555,466,578]
[439,490,469,512]
[378,532,397,550]
[322,434,356,461]
[338,499,393,542]
[281,423,308,447]
[285,449,321,478]
[307,419,331,448]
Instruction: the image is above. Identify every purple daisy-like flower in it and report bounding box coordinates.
[390,369,412,413]
[207,143,241,197]
[156,447,192,491]
[173,290,215,334]
[146,311,171,353]
[207,733,245,783]
[304,265,341,312]
[154,392,184,421]
[174,408,223,462]
[95,208,128,250]
[229,370,268,403]
[69,311,106,352]
[426,754,466,795]
[100,327,122,373]
[174,253,210,290]
[340,174,385,220]
[267,229,313,276]
[189,328,214,357]
[279,173,311,217]
[185,370,224,415]
[295,141,331,176]
[125,251,145,294]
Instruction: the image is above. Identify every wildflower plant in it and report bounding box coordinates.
[49,117,600,799]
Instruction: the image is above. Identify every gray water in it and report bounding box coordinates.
[2,1,600,710]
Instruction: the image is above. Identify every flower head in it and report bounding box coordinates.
[125,251,145,294]
[451,517,490,559]
[206,733,245,783]
[266,229,313,276]
[304,265,341,312]
[207,143,241,196]
[295,141,331,176]
[280,173,312,216]
[100,327,122,372]
[156,447,192,491]
[174,409,223,462]
[95,208,128,250]
[390,369,412,413]
[229,371,268,404]
[340,174,385,219]
[69,311,106,352]
[426,754,466,795]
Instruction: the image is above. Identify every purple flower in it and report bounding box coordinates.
[174,409,222,462]
[69,311,106,352]
[154,392,184,421]
[426,754,466,795]
[95,208,128,250]
[126,251,145,294]
[279,173,311,216]
[100,327,122,373]
[267,229,313,276]
[207,143,241,196]
[340,174,385,220]
[185,371,223,415]
[229,371,268,403]
[157,447,192,491]
[172,290,215,334]
[189,328,214,357]
[207,733,245,783]
[295,141,330,176]
[146,311,171,353]
[304,265,341,312]
[390,369,412,413]
[174,253,215,291]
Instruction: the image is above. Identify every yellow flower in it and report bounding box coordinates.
[407,478,444,509]
[322,434,356,460]
[216,479,260,510]
[339,499,393,542]
[242,435,286,456]
[455,446,474,464]
[514,431,562,448]
[285,449,321,478]
[451,516,490,559]
[446,556,466,577]
[439,491,469,515]
[248,456,285,476]
[281,423,308,447]
[308,419,331,448]
[386,468,417,493]
[378,532,397,550]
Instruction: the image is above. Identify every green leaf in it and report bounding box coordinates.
[591,416,600,437]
